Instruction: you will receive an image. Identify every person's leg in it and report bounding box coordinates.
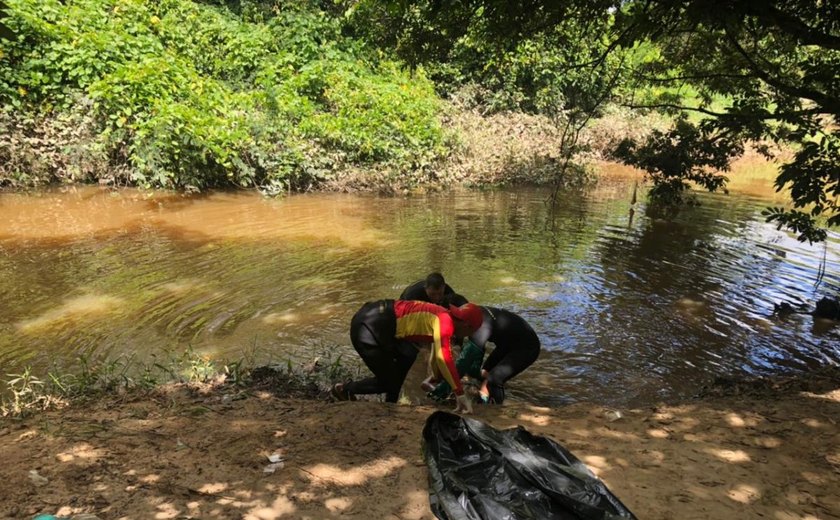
[346,339,415,402]
[384,341,418,402]
[339,302,401,399]
[483,341,539,404]
[344,325,396,396]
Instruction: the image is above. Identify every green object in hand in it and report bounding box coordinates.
[427,339,484,401]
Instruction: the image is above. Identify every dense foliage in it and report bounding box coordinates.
[2,0,837,242]
[347,0,839,242]
[0,0,447,191]
[342,1,645,200]
[344,2,623,114]
[618,0,839,242]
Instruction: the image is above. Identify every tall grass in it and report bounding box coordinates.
[1,344,358,417]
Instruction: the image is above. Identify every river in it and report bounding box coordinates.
[1,168,838,406]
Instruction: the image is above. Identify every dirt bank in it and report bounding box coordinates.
[1,374,839,520]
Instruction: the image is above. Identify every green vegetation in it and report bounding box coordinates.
[347,0,839,242]
[0,345,358,417]
[0,0,446,191]
[2,0,837,240]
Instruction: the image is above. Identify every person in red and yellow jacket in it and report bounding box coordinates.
[331,300,483,414]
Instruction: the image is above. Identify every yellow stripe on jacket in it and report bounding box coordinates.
[394,300,463,395]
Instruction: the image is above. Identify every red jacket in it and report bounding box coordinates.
[394,300,463,396]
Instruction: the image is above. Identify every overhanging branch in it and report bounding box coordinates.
[623,103,824,120]
[725,28,840,115]
[636,72,752,83]
[749,5,840,51]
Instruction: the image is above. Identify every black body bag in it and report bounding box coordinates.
[422,411,637,520]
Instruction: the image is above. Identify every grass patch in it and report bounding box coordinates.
[1,344,359,418]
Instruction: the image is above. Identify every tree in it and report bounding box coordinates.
[347,0,840,242]
[616,0,839,242]
[344,1,628,199]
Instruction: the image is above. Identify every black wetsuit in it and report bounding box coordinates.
[400,280,469,307]
[345,300,415,403]
[345,299,464,403]
[471,307,540,404]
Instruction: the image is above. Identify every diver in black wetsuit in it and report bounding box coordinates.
[471,306,541,404]
[331,300,482,413]
[400,272,468,307]
[426,305,541,404]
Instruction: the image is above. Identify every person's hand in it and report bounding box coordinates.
[454,394,473,414]
[420,376,439,393]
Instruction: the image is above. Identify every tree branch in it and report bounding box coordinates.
[567,3,653,71]
[623,103,824,119]
[724,28,840,115]
[636,72,752,83]
[749,5,840,51]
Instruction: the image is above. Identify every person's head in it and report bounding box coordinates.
[424,272,446,304]
[448,303,484,337]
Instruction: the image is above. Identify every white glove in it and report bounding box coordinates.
[454,393,473,415]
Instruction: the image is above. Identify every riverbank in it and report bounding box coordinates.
[1,369,838,520]
[2,0,654,195]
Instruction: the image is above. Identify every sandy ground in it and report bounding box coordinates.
[1,375,839,520]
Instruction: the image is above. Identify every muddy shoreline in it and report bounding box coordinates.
[1,368,838,519]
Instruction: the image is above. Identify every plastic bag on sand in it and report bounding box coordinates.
[422,411,637,520]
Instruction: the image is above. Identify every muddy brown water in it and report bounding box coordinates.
[1,172,838,407]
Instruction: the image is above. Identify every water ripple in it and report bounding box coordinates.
[0,184,837,406]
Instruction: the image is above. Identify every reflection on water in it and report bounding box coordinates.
[1,171,838,407]
[0,189,389,246]
[17,293,126,332]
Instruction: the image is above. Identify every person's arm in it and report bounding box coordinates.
[431,313,464,396]
[447,293,469,306]
[482,342,507,372]
[469,309,493,350]
[400,280,424,301]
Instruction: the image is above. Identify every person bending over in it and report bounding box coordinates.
[401,272,469,381]
[428,306,540,404]
[400,272,468,307]
[331,301,484,414]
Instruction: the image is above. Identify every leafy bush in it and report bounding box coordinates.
[1,0,163,105]
[0,0,449,191]
[298,61,445,164]
[0,102,110,187]
[89,56,255,189]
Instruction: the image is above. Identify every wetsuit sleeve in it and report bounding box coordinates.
[447,293,469,306]
[482,342,507,371]
[400,280,425,301]
[469,312,492,350]
[431,313,464,396]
